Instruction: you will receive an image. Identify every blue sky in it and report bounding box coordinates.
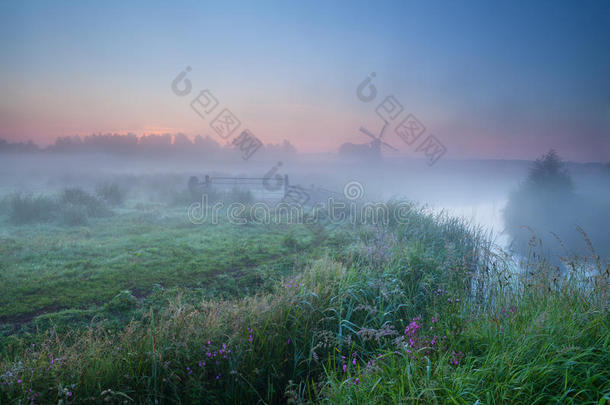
[1,0,609,161]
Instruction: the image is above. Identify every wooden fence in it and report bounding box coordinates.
[188,175,345,205]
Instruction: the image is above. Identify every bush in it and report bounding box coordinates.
[8,193,58,224]
[95,182,126,206]
[60,187,111,217]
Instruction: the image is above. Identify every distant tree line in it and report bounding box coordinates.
[0,133,297,157]
[0,138,40,153]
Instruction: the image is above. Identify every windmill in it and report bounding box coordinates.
[339,122,398,160]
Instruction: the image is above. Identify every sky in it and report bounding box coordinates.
[1,0,609,162]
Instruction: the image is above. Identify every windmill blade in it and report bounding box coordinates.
[379,122,389,139]
[359,126,377,140]
[382,141,398,151]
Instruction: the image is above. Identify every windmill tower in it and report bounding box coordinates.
[338,122,397,160]
[359,122,397,157]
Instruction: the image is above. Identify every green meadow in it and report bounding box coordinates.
[0,184,608,404]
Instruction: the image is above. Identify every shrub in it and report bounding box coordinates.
[95,182,126,206]
[60,187,111,217]
[8,193,58,224]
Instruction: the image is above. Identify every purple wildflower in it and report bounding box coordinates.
[404,317,421,337]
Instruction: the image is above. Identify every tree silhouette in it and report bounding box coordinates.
[523,149,573,193]
[503,150,577,262]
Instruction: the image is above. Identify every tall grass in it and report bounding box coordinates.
[0,202,608,403]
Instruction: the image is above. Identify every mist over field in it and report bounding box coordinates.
[1,143,609,402]
[1,1,609,403]
[2,147,608,252]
